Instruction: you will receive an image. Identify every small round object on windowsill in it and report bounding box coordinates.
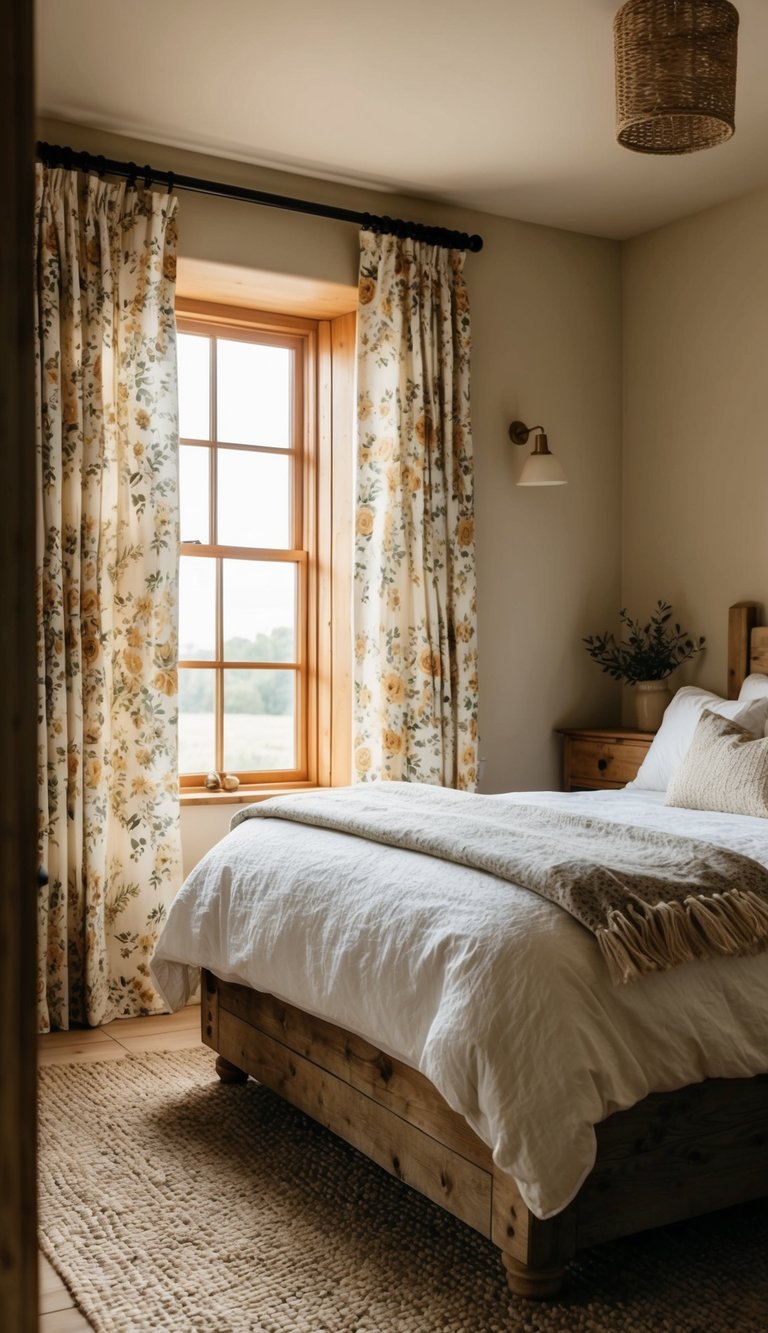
[221,774,240,792]
[204,771,221,790]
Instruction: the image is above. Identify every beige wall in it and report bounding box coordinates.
[622,184,768,717]
[40,118,624,866]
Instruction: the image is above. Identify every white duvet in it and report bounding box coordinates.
[151,788,768,1220]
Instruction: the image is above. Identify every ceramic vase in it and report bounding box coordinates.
[634,679,671,732]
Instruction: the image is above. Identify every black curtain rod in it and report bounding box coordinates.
[36,141,483,254]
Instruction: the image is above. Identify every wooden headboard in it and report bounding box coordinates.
[728,602,768,697]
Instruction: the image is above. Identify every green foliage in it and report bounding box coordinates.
[179,626,294,714]
[583,601,705,685]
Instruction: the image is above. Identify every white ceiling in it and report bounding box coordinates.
[35,0,768,239]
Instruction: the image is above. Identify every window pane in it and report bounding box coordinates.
[223,560,296,662]
[216,339,291,447]
[217,449,291,549]
[178,669,216,774]
[180,445,210,544]
[223,669,296,772]
[179,557,216,660]
[178,333,210,440]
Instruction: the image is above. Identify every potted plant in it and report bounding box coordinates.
[583,601,705,731]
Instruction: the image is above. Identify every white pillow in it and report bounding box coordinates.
[629,686,768,792]
[738,673,768,700]
[737,675,768,736]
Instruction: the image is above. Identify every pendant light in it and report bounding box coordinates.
[614,0,739,155]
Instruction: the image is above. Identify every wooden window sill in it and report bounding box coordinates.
[180,782,321,808]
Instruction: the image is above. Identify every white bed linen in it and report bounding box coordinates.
[151,788,768,1221]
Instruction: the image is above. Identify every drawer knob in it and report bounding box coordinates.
[597,757,609,772]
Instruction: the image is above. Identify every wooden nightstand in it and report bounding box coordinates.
[558,727,654,792]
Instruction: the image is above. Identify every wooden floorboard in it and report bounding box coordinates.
[38,1042,128,1069]
[38,1309,93,1332]
[38,1027,120,1048]
[110,1028,205,1055]
[38,1005,201,1328]
[39,1256,67,1296]
[40,1285,80,1316]
[99,1007,201,1038]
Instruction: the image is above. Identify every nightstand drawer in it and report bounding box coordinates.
[567,738,649,787]
[558,728,654,792]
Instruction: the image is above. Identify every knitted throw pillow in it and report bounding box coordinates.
[666,709,768,819]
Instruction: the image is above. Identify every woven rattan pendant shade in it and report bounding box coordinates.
[614,0,739,154]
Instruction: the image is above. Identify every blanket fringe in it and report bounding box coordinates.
[596,890,768,985]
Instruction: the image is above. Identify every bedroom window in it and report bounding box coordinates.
[175,300,353,796]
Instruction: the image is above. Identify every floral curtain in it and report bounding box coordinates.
[354,231,479,789]
[35,164,183,1031]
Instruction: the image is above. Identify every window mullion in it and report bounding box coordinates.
[211,337,224,774]
[210,335,218,543]
[215,557,223,774]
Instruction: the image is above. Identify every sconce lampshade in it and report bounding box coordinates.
[614,0,739,155]
[509,422,567,486]
[517,436,567,487]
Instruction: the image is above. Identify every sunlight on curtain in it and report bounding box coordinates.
[35,164,183,1030]
[353,231,479,789]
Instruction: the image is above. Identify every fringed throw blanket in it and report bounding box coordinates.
[232,784,768,984]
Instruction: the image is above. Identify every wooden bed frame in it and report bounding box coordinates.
[201,602,768,1300]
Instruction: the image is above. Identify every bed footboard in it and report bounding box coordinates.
[201,970,576,1296]
[201,969,768,1299]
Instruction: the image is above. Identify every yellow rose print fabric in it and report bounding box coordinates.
[35,164,183,1030]
[354,231,479,789]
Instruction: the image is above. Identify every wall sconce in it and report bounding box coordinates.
[508,420,567,487]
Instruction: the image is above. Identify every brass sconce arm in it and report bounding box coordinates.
[509,421,545,446]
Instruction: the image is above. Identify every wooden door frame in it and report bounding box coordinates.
[0,0,39,1326]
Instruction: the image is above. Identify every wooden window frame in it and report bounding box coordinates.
[175,298,354,805]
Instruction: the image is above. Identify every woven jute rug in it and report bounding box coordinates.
[38,1047,768,1332]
